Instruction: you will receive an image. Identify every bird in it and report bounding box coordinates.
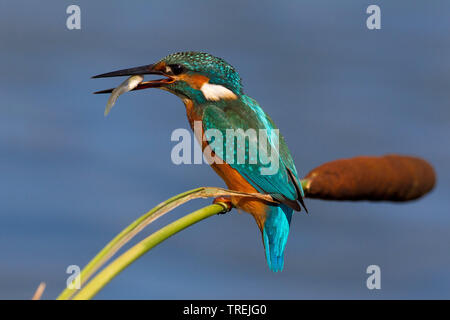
[93,52,307,272]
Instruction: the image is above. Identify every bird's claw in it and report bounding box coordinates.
[213,197,233,214]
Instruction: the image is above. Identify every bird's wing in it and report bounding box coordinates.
[202,97,305,211]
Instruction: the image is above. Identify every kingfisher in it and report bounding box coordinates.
[93,52,307,272]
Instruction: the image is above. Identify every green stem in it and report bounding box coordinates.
[57,181,308,300]
[57,188,204,300]
[72,203,228,300]
[57,187,270,300]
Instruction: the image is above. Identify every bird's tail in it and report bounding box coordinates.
[262,204,293,272]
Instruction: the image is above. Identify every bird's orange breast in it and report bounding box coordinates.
[183,99,268,230]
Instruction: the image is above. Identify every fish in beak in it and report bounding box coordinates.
[92,64,175,116]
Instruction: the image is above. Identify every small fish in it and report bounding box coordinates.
[104,75,144,116]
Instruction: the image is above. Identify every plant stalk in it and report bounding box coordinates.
[72,203,228,300]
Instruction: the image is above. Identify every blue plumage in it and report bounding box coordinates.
[201,97,305,271]
[263,204,293,272]
[202,97,304,207]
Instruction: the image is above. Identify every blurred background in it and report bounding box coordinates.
[0,0,449,299]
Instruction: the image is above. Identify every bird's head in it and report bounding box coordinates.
[93,52,242,104]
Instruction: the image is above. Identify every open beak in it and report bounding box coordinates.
[92,64,174,94]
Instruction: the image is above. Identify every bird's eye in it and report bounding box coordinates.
[167,64,185,75]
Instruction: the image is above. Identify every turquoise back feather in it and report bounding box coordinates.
[201,96,304,207]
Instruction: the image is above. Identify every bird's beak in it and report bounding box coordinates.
[92,64,174,94]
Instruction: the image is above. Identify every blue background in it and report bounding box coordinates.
[0,1,449,299]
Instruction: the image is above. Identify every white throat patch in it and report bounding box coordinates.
[200,82,237,101]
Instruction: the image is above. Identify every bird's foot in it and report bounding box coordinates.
[213,196,233,214]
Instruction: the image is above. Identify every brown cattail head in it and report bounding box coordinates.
[303,154,436,202]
